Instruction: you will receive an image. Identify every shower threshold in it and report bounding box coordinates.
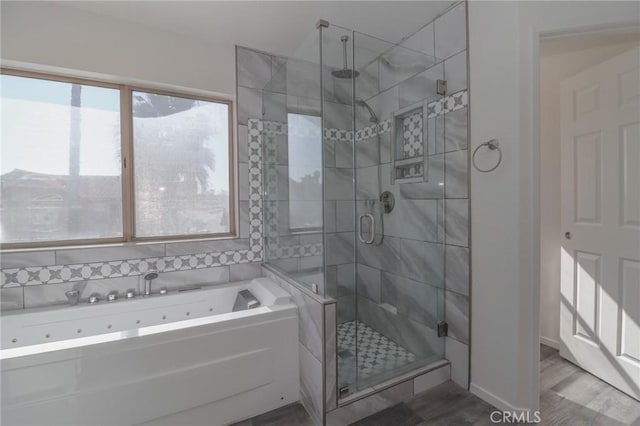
[337,356,450,407]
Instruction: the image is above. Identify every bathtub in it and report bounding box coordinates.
[1,277,299,426]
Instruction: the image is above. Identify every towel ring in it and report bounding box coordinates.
[472,139,502,173]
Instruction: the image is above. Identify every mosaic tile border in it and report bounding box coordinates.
[324,128,353,143]
[247,118,264,255]
[1,252,256,288]
[1,119,266,289]
[427,89,468,118]
[267,243,323,260]
[355,120,392,141]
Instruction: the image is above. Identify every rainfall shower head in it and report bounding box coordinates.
[331,35,360,79]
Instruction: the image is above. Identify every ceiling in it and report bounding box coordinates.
[55,1,455,59]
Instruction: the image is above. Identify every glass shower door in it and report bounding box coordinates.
[319,23,358,393]
[323,25,447,395]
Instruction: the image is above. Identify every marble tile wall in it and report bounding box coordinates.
[322,69,357,311]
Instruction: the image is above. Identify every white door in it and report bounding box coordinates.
[560,46,640,401]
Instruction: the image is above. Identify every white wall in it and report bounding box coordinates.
[539,34,640,348]
[468,0,640,412]
[0,2,235,96]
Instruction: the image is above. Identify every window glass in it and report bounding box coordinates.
[132,90,230,237]
[287,113,322,230]
[1,74,122,244]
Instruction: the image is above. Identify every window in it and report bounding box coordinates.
[287,113,322,230]
[1,74,123,245]
[0,70,234,248]
[132,91,231,238]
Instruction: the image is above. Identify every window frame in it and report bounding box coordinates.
[0,68,236,250]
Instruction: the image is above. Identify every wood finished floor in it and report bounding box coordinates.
[231,345,640,425]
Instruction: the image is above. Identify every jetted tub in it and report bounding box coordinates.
[1,277,299,426]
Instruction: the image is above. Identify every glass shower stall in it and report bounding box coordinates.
[262,21,450,395]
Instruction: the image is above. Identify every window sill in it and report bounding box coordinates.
[0,233,241,254]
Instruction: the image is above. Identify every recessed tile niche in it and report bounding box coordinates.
[392,103,427,184]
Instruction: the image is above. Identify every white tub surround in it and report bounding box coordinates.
[1,278,299,426]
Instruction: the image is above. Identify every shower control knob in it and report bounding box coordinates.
[126,290,136,299]
[88,294,100,304]
[106,292,118,302]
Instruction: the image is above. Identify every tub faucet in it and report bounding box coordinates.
[143,272,159,296]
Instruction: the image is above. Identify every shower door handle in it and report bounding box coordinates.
[358,213,375,244]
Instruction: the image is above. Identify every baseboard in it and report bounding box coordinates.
[539,336,560,349]
[469,382,532,414]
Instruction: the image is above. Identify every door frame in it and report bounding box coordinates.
[534,22,640,406]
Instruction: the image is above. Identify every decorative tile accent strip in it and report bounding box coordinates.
[426,98,444,119]
[262,120,287,136]
[267,243,323,260]
[247,118,264,257]
[262,120,284,258]
[1,252,255,288]
[354,119,391,142]
[324,128,353,143]
[443,90,468,114]
[427,89,468,118]
[378,119,392,134]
